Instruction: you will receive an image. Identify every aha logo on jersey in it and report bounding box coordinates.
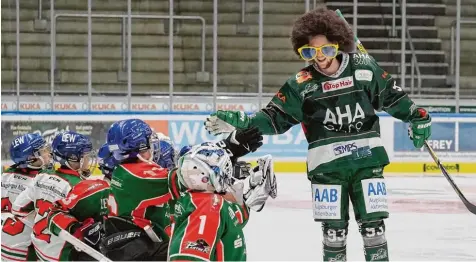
[322,76,354,93]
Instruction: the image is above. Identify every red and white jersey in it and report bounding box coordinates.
[1,168,38,261]
[12,168,82,261]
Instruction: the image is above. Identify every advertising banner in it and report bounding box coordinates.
[2,114,476,173]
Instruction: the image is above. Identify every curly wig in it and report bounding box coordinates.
[291,8,355,56]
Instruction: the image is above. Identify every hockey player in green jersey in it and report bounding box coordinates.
[46,179,110,261]
[168,144,277,261]
[205,7,432,262]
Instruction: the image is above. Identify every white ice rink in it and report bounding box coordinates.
[244,173,476,261]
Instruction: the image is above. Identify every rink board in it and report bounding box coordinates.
[2,113,475,175]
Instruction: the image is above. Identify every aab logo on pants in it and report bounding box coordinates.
[362,179,388,213]
[311,184,342,220]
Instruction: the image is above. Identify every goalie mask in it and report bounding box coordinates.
[177,144,233,193]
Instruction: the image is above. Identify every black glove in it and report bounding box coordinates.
[75,219,103,248]
[233,161,252,180]
[216,127,263,162]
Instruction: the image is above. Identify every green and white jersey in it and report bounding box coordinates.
[249,52,420,177]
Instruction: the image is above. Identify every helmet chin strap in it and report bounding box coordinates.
[27,156,46,169]
[137,148,154,164]
[64,159,89,179]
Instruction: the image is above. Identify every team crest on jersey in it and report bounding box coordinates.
[295,70,312,84]
[185,239,211,254]
[322,76,354,93]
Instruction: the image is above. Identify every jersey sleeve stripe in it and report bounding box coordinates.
[1,252,27,261]
[216,240,224,261]
[168,170,181,200]
[1,244,28,254]
[32,243,60,261]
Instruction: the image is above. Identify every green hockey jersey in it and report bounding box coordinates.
[47,179,110,261]
[169,192,250,261]
[109,161,182,240]
[248,52,420,177]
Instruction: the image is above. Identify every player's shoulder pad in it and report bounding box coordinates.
[276,64,315,101]
[58,179,109,209]
[349,52,381,82]
[120,162,169,179]
[288,65,315,87]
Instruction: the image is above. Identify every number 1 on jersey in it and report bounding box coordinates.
[198,215,206,235]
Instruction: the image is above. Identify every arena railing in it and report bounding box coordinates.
[449,19,475,112]
[49,0,207,111]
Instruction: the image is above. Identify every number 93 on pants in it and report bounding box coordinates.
[310,166,389,222]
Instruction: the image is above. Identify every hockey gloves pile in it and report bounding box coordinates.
[408,108,432,148]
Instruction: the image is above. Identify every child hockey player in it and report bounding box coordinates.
[46,179,110,261]
[204,7,432,261]
[1,133,51,261]
[11,131,96,261]
[168,145,277,261]
[101,118,263,261]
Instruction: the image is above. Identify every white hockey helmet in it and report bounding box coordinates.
[177,143,233,193]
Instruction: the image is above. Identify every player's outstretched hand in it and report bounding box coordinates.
[216,127,263,161]
[205,110,251,135]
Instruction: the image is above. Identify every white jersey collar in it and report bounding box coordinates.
[312,52,349,78]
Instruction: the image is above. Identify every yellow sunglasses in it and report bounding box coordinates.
[297,44,339,61]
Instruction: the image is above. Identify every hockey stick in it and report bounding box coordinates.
[424,141,476,214]
[16,216,112,262]
[335,9,476,215]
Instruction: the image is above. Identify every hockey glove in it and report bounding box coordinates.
[216,127,263,162]
[408,108,431,148]
[233,161,252,180]
[243,155,277,212]
[205,110,251,135]
[73,218,103,248]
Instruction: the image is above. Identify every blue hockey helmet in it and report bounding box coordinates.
[9,133,51,169]
[97,143,118,180]
[178,145,193,158]
[107,119,153,162]
[152,133,178,170]
[52,131,95,179]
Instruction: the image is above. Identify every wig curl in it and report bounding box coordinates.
[291,8,355,56]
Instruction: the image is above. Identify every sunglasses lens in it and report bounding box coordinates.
[321,45,338,57]
[300,47,316,60]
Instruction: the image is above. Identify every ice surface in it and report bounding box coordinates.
[244,173,476,261]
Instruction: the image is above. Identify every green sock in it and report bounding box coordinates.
[364,243,389,261]
[323,244,347,262]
